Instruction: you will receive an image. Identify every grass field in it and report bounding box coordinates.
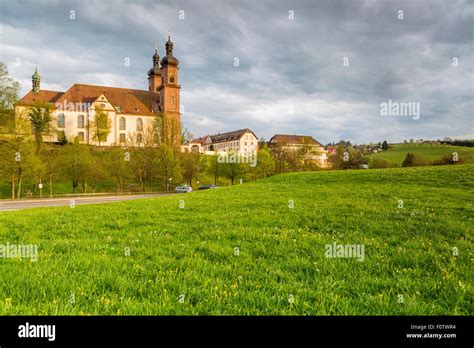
[365,143,474,166]
[0,164,472,315]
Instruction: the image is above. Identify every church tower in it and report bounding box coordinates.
[32,66,40,93]
[148,46,162,92]
[159,36,181,146]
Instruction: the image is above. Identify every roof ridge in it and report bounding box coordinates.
[70,83,154,93]
[211,128,250,135]
[34,89,64,94]
[275,134,311,137]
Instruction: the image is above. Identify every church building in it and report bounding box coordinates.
[15,37,181,146]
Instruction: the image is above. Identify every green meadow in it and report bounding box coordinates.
[0,164,472,315]
[365,143,474,166]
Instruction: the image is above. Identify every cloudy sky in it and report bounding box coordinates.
[0,0,472,143]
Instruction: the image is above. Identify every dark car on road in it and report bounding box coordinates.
[198,185,218,190]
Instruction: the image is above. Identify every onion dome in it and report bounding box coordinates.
[161,36,179,66]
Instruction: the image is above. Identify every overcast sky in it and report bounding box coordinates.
[0,0,472,143]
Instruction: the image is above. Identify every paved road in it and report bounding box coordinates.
[0,194,171,211]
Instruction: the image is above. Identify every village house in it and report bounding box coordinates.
[268,134,329,167]
[182,128,258,156]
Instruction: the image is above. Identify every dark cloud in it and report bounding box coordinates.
[0,0,472,143]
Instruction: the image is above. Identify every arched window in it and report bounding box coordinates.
[77,132,84,142]
[119,133,126,143]
[136,133,143,144]
[136,118,143,131]
[78,114,84,129]
[57,114,65,128]
[119,117,126,130]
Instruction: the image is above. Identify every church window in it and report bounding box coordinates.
[137,133,143,144]
[78,114,84,128]
[78,132,84,142]
[119,117,126,130]
[57,114,65,128]
[119,133,126,143]
[136,118,143,131]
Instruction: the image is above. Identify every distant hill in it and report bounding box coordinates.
[365,143,474,166]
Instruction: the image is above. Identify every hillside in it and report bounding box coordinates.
[0,164,472,315]
[365,143,474,166]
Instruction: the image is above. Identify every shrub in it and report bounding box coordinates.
[432,154,465,165]
[402,152,427,167]
[370,158,397,169]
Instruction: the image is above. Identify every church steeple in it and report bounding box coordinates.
[159,35,181,147]
[165,35,173,56]
[161,35,179,67]
[152,43,160,66]
[32,65,40,93]
[148,44,162,92]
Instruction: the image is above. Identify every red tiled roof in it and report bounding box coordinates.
[55,84,159,116]
[19,84,160,116]
[17,90,64,105]
[189,136,211,145]
[210,128,257,143]
[269,134,324,147]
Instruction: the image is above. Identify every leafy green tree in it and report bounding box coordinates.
[155,144,181,192]
[153,112,164,145]
[60,140,91,193]
[270,142,290,173]
[88,148,108,194]
[155,112,180,147]
[297,143,324,171]
[207,155,222,185]
[89,105,111,146]
[0,111,43,198]
[27,102,55,153]
[0,62,20,112]
[382,140,389,150]
[257,147,275,178]
[249,146,275,180]
[105,146,131,193]
[128,131,158,192]
[329,145,364,169]
[0,139,43,198]
[180,152,201,187]
[221,150,247,185]
[40,144,61,197]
